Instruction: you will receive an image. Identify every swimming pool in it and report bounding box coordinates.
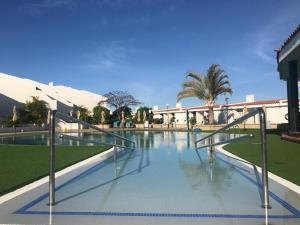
[0,132,117,146]
[0,131,300,225]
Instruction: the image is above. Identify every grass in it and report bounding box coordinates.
[223,129,300,186]
[0,144,110,196]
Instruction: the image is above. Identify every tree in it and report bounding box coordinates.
[177,64,232,124]
[134,107,153,123]
[74,106,92,123]
[111,106,132,122]
[18,96,49,125]
[100,91,141,121]
[92,105,111,124]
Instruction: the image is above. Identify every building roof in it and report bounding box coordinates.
[153,98,289,113]
[276,24,300,80]
[276,24,300,62]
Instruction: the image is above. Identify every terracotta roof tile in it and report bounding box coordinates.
[276,24,300,63]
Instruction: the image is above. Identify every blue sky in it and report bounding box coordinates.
[0,0,299,109]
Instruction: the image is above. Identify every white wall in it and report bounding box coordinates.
[153,104,289,125]
[265,106,287,124]
[0,72,106,118]
[57,120,80,131]
[175,112,187,124]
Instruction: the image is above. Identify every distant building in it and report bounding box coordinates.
[0,72,106,120]
[153,95,298,129]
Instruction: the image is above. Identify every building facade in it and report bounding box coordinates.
[0,72,106,121]
[153,96,297,129]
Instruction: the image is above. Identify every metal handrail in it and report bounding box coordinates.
[195,108,260,145]
[60,134,135,150]
[56,111,135,145]
[48,110,136,206]
[194,107,270,209]
[196,134,254,149]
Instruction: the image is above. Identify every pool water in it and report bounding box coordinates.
[0,131,300,225]
[0,132,117,146]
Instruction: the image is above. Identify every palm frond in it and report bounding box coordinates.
[177,89,205,102]
[178,64,232,103]
[186,71,204,83]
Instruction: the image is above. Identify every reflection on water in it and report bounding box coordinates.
[178,150,234,193]
[0,130,238,149]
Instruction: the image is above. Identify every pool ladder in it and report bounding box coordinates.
[48,110,136,206]
[194,107,271,209]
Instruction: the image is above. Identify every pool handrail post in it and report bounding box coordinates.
[194,107,270,209]
[114,136,117,162]
[209,136,213,152]
[259,108,270,209]
[114,136,117,178]
[49,109,56,206]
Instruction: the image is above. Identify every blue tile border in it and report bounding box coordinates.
[13,210,300,218]
[14,150,300,219]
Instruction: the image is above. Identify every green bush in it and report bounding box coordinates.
[111,106,132,122]
[73,106,93,123]
[189,117,196,126]
[153,118,163,124]
[92,105,111,124]
[134,107,153,123]
[1,115,15,127]
[18,96,49,125]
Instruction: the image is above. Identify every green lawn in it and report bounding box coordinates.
[223,129,300,185]
[0,144,110,196]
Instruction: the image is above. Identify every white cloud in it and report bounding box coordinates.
[223,64,244,74]
[85,41,130,71]
[253,3,300,65]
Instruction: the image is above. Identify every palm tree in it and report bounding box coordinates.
[177,64,232,124]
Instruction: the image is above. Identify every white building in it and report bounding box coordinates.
[0,72,106,120]
[153,95,299,128]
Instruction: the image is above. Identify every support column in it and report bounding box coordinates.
[287,60,299,133]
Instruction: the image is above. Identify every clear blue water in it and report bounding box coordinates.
[1,131,300,225]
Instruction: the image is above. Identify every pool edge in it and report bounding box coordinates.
[0,146,114,204]
[216,144,300,195]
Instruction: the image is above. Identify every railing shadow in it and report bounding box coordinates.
[54,148,150,205]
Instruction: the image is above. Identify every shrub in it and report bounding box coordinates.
[73,106,93,123]
[170,116,175,123]
[18,96,49,125]
[92,105,111,124]
[135,107,153,123]
[111,106,132,122]
[153,118,163,124]
[189,117,196,126]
